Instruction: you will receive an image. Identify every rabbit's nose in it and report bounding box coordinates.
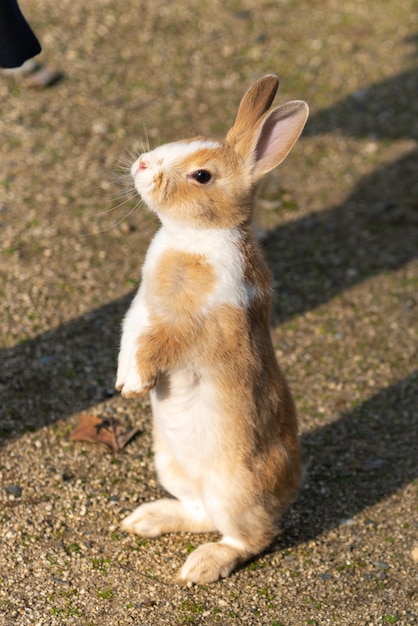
[139,158,149,170]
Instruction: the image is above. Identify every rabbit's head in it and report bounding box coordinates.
[131,75,308,229]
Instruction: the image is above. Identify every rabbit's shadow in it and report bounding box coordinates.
[261,49,418,543]
[281,371,417,547]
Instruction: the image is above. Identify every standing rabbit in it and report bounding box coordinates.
[116,74,309,584]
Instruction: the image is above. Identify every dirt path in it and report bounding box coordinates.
[0,0,417,624]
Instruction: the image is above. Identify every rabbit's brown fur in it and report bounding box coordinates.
[116,75,308,583]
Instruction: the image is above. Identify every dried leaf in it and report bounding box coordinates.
[69,413,140,453]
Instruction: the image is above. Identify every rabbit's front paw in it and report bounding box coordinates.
[115,350,157,398]
[118,374,157,398]
[115,358,156,397]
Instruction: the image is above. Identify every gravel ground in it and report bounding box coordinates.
[1,0,417,624]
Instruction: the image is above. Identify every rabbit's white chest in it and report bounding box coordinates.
[142,223,250,312]
[151,367,221,472]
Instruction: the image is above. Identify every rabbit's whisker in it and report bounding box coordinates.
[81,200,143,236]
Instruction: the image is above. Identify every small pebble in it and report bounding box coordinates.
[6,484,22,498]
[62,471,74,482]
[362,457,386,470]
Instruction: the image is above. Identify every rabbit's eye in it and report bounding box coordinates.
[192,169,212,184]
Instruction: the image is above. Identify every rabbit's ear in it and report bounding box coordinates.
[238,100,309,179]
[226,74,280,144]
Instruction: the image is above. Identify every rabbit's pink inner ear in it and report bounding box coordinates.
[252,101,309,178]
[226,74,280,145]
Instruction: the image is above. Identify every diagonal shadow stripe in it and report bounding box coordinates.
[278,371,417,546]
[264,148,417,322]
